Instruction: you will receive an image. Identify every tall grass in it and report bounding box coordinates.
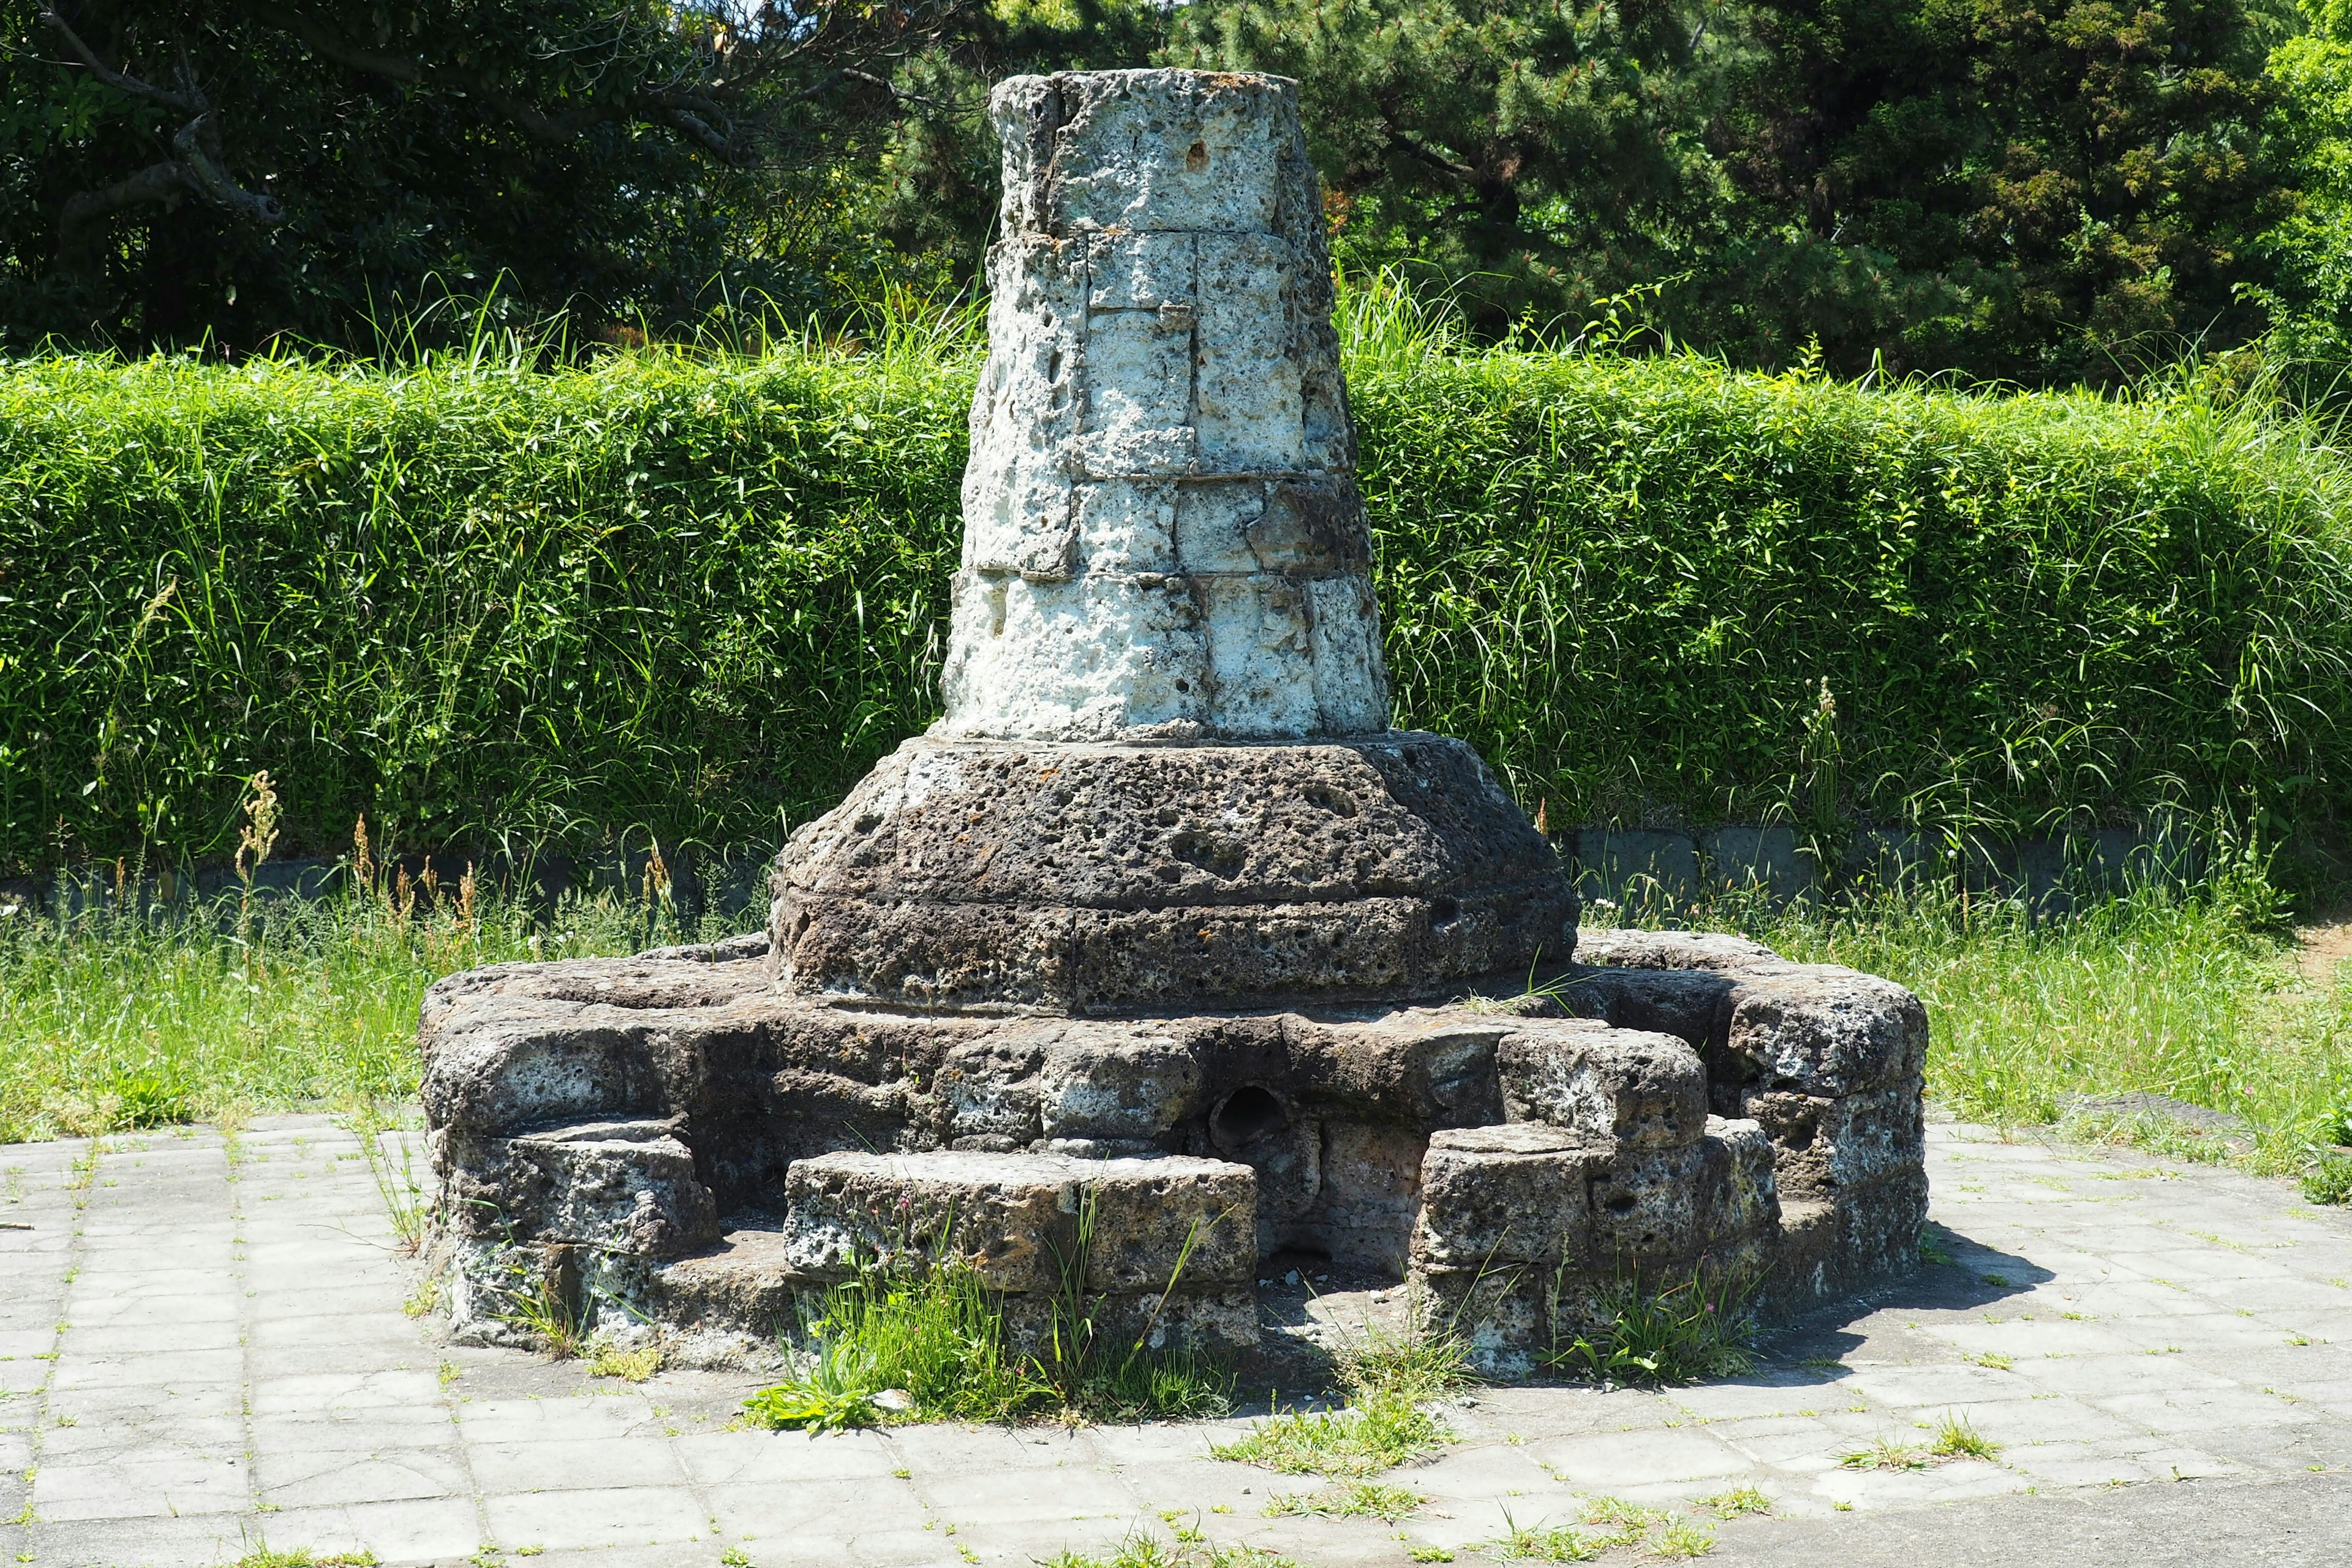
[7,280,2352,873]
[1728,884,2352,1175]
[0,873,670,1144]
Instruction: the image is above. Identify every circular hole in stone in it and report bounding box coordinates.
[1212,1085,1287,1148]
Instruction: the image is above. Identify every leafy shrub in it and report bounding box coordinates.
[6,336,2350,873]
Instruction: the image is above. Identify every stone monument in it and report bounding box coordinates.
[418,69,1929,1377]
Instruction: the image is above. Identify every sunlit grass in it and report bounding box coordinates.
[0,880,674,1144]
[1732,884,2352,1176]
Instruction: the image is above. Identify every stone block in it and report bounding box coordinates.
[1834,1169,1928,1283]
[1412,1261,1553,1378]
[780,1150,1256,1295]
[1587,1143,1705,1270]
[1725,964,1929,1098]
[1572,927,1778,973]
[1765,1196,1839,1308]
[962,460,1078,580]
[1295,1120,1426,1270]
[1497,1017,1707,1149]
[1082,1158,1259,1292]
[502,1119,719,1259]
[1077,305,1197,475]
[1307,575,1389,733]
[1072,478,1178,574]
[1008,71,1290,235]
[419,1001,669,1135]
[1695,1115,1777,1251]
[1086,230,1197,310]
[938,569,1210,742]
[1199,575,1321,736]
[1172,479,1267,573]
[1194,233,1309,472]
[1037,1027,1202,1141]
[1819,1085,1929,1189]
[1747,1085,1926,1198]
[1413,1123,1596,1268]
[1248,478,1372,575]
[655,1225,798,1340]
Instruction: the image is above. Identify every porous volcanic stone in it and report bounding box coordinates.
[780,1148,1257,1294]
[769,733,1575,1013]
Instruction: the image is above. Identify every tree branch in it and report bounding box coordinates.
[1387,130,1480,183]
[55,160,200,268]
[41,7,197,110]
[243,3,421,83]
[173,115,284,226]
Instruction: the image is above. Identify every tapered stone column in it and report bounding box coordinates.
[940,69,1390,742]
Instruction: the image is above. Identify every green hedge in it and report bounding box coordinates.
[4,345,2349,873]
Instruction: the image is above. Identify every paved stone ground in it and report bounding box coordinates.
[1,1116,2348,1568]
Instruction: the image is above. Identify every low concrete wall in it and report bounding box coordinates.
[1569,821,2204,913]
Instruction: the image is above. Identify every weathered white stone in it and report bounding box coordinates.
[937,68,1392,743]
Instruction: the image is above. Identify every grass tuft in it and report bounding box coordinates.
[1929,1412,2003,1460]
[1264,1482,1426,1521]
[741,1246,1231,1431]
[585,1338,662,1384]
[1039,1537,1297,1568]
[1547,1269,1760,1386]
[1489,1513,1602,1562]
[2304,1153,2352,1205]
[1839,1436,1929,1471]
[1697,1485,1773,1518]
[1210,1393,1447,1479]
[1651,1515,1718,1558]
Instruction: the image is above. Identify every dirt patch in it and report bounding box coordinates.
[2294,919,2352,985]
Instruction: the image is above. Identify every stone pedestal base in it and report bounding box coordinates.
[421,927,1926,1375]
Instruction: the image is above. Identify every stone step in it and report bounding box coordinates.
[782,1149,1258,1295]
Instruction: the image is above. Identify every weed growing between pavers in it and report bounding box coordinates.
[1488,1507,1603,1561]
[1838,1435,1931,1471]
[1545,1267,1761,1387]
[1212,1329,1472,1477]
[585,1337,662,1382]
[1481,1496,1722,1560]
[225,1548,380,1568]
[742,1250,1233,1431]
[1041,1537,1298,1568]
[1211,1389,1450,1477]
[1695,1485,1773,1518]
[1264,1481,1427,1520]
[2306,1152,2352,1204]
[1929,1411,2002,1460]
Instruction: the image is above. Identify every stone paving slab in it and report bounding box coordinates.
[1,1116,2348,1567]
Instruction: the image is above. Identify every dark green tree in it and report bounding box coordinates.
[0,2,975,350]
